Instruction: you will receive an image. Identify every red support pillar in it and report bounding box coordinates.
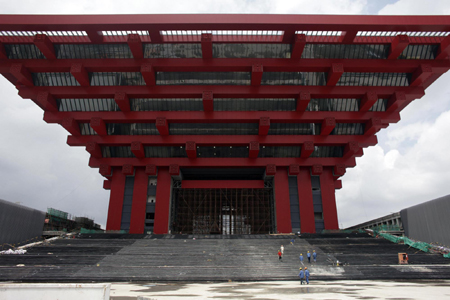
[156,117,169,135]
[202,91,214,112]
[274,167,291,233]
[359,91,378,112]
[201,33,213,59]
[131,141,145,158]
[127,34,143,59]
[114,92,131,112]
[186,141,197,158]
[320,167,339,230]
[327,63,344,86]
[321,117,336,135]
[33,34,56,59]
[90,117,107,135]
[297,168,316,233]
[388,34,409,59]
[70,63,90,86]
[129,168,148,234]
[249,141,259,158]
[301,141,314,158]
[296,91,310,112]
[86,30,103,43]
[141,64,156,86]
[153,167,171,234]
[259,116,270,135]
[339,30,357,44]
[291,34,306,59]
[251,64,263,86]
[0,42,7,59]
[106,167,127,231]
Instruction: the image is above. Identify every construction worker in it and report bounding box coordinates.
[280,245,284,256]
[313,250,317,263]
[305,267,310,284]
[298,267,305,285]
[307,251,311,263]
[299,253,304,265]
[278,249,282,261]
[290,238,295,245]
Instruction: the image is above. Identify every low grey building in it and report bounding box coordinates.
[0,199,46,248]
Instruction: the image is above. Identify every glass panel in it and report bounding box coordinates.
[102,146,134,158]
[130,98,203,111]
[213,44,291,58]
[32,72,79,86]
[143,44,202,58]
[197,146,249,158]
[90,72,145,86]
[107,123,158,135]
[57,98,118,112]
[4,44,45,59]
[214,98,296,111]
[331,123,365,135]
[337,72,409,86]
[399,45,438,60]
[308,98,360,111]
[302,44,389,59]
[156,72,251,85]
[169,123,259,135]
[258,146,301,158]
[144,146,187,158]
[261,72,327,85]
[54,44,133,59]
[311,146,344,157]
[268,123,319,135]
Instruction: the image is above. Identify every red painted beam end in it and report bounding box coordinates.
[321,117,336,135]
[259,116,270,135]
[266,164,276,176]
[296,91,311,112]
[36,91,58,112]
[103,180,111,190]
[70,63,90,86]
[131,141,145,158]
[156,117,169,135]
[127,34,143,59]
[90,117,107,135]
[249,141,260,158]
[251,64,263,86]
[291,34,306,59]
[99,164,112,177]
[334,180,342,190]
[141,64,156,86]
[33,34,56,60]
[327,63,344,86]
[62,117,80,135]
[201,33,213,59]
[10,64,34,86]
[311,164,323,176]
[145,164,157,175]
[343,141,359,160]
[388,34,409,59]
[333,164,346,177]
[169,164,180,176]
[186,141,197,158]
[115,92,131,112]
[289,164,300,175]
[365,117,383,136]
[410,64,433,87]
[386,91,406,113]
[122,164,134,175]
[86,141,102,158]
[202,90,214,112]
[359,91,378,112]
[301,141,315,158]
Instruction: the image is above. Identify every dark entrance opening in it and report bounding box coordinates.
[170,188,275,235]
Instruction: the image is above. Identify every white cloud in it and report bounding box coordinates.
[379,0,450,15]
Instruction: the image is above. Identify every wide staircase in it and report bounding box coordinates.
[0,233,448,282]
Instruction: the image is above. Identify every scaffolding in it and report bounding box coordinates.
[170,188,275,235]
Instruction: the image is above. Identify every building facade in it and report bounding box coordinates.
[1,15,450,234]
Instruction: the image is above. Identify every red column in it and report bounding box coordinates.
[106,168,126,231]
[274,168,291,233]
[320,167,339,230]
[297,168,316,233]
[153,167,171,234]
[129,168,148,234]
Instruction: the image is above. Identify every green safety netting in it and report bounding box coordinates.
[444,253,450,259]
[47,208,68,219]
[372,225,402,232]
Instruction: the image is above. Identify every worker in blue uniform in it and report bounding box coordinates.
[307,251,311,263]
[298,267,304,285]
[313,250,317,263]
[305,267,310,284]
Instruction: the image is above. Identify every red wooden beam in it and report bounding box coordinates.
[145,164,157,175]
[33,34,56,59]
[259,116,270,135]
[35,91,57,112]
[201,33,213,59]
[388,34,409,60]
[311,164,323,175]
[103,180,111,190]
[364,117,382,136]
[334,180,342,190]
[321,117,336,135]
[127,34,143,59]
[251,64,263,86]
[67,134,378,148]
[131,141,145,158]
[289,164,300,175]
[296,91,310,112]
[386,91,406,113]
[70,63,90,86]
[410,64,433,87]
[10,64,33,86]
[169,164,180,176]
[343,141,359,159]
[114,91,131,112]
[99,164,112,177]
[156,116,169,135]
[0,42,7,59]
[62,117,80,135]
[249,141,260,158]
[86,30,103,43]
[291,34,306,59]
[436,35,450,59]
[90,117,107,135]
[359,91,378,112]
[265,164,276,176]
[122,164,134,175]
[333,164,346,177]
[186,141,197,158]
[202,90,213,112]
[86,141,102,158]
[339,30,357,44]
[89,156,357,168]
[141,64,156,86]
[301,141,314,158]
[327,63,344,86]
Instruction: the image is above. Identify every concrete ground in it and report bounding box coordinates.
[109,280,450,300]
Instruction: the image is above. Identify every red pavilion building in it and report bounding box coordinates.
[1,14,449,234]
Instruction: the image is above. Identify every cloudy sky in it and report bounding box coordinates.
[0,0,449,229]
